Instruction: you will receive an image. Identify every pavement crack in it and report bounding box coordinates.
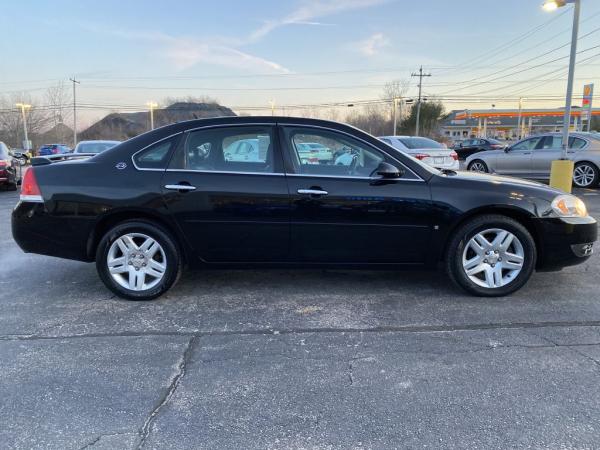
[79,432,133,449]
[136,335,197,450]
[348,360,354,385]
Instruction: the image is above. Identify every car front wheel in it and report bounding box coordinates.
[446,215,536,297]
[96,220,182,300]
[573,162,599,188]
[467,160,488,173]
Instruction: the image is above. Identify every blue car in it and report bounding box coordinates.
[38,144,71,156]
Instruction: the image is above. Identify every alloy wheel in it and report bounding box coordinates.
[469,162,486,172]
[573,164,596,187]
[107,233,167,291]
[462,228,524,289]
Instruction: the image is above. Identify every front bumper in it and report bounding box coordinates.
[535,216,597,271]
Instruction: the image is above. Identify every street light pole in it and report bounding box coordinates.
[147,102,158,130]
[560,0,580,159]
[15,103,31,152]
[69,78,80,148]
[544,0,581,193]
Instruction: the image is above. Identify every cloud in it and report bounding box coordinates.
[250,0,389,41]
[75,22,290,74]
[354,33,390,56]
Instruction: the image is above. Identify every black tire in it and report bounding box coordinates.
[467,159,489,173]
[573,162,599,188]
[96,220,182,300]
[445,215,536,297]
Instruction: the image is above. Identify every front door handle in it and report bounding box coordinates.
[164,184,197,191]
[298,188,328,196]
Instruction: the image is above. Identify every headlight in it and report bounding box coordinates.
[551,194,588,218]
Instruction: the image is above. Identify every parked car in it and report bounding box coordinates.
[454,138,507,161]
[466,132,600,188]
[73,140,121,154]
[297,142,333,164]
[38,144,72,156]
[0,142,18,190]
[379,136,459,170]
[12,117,596,300]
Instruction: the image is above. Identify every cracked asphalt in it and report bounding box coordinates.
[1,187,600,449]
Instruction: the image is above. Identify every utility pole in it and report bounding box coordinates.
[147,102,158,130]
[516,97,523,139]
[15,103,31,151]
[69,77,80,147]
[411,66,431,136]
[269,100,276,116]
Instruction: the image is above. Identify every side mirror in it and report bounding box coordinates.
[373,161,403,179]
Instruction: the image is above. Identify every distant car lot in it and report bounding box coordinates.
[2,185,600,447]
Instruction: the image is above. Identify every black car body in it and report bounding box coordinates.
[454,138,506,161]
[0,142,19,190]
[12,117,597,300]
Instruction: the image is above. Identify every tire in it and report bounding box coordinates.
[445,215,536,297]
[96,220,182,300]
[573,162,599,188]
[467,160,488,173]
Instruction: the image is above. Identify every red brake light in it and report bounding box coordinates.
[20,167,43,202]
[451,151,459,161]
[0,160,7,169]
[414,153,430,160]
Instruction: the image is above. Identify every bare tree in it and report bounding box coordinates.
[45,81,72,143]
[0,92,50,148]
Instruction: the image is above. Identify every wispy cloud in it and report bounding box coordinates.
[353,33,390,56]
[75,22,291,73]
[250,0,389,41]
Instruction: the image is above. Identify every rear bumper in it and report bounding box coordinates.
[12,201,94,262]
[535,216,597,270]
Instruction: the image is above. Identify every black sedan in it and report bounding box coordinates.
[454,138,507,161]
[12,117,596,300]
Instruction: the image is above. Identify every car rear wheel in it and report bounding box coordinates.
[573,162,599,188]
[446,215,536,297]
[467,160,488,173]
[96,220,182,300]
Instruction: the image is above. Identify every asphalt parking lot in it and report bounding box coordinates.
[1,187,600,449]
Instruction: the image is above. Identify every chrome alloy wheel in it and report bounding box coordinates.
[107,233,167,291]
[573,164,596,187]
[469,161,486,172]
[462,228,525,289]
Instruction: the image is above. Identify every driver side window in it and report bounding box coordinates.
[512,137,543,151]
[283,127,384,178]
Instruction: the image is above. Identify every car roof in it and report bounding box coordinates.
[78,140,121,144]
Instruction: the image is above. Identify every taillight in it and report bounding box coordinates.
[0,160,7,169]
[451,151,459,161]
[491,144,503,149]
[414,153,430,160]
[20,167,43,203]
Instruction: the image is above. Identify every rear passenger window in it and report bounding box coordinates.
[169,126,278,173]
[134,137,178,169]
[569,137,587,149]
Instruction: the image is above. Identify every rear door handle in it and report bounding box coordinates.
[164,184,196,191]
[298,188,328,196]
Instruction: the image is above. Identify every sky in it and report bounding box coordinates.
[1,0,600,127]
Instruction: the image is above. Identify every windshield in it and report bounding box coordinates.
[77,142,119,154]
[397,137,444,149]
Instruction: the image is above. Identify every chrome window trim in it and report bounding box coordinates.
[280,123,424,182]
[131,132,184,171]
[165,169,285,177]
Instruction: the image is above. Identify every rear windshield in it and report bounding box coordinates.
[77,142,118,154]
[0,145,8,160]
[397,137,444,149]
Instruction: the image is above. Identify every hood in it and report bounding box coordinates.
[444,170,563,195]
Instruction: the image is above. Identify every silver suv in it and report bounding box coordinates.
[466,132,600,188]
